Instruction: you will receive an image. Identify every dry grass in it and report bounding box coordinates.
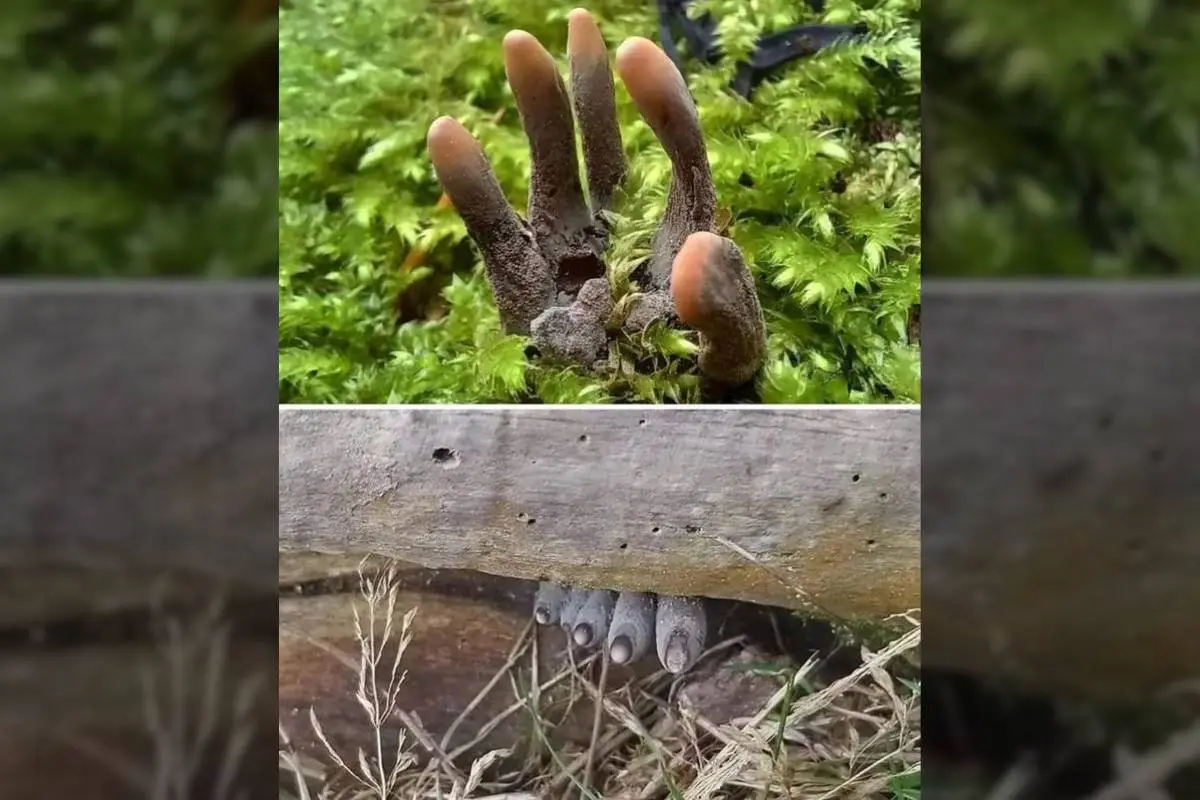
[278,561,1200,799]
[278,562,922,799]
[62,594,268,799]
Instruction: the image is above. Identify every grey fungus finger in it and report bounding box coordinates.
[655,595,707,674]
[503,30,603,293]
[558,587,590,635]
[607,591,655,665]
[614,37,717,288]
[572,589,616,647]
[534,581,568,625]
[427,116,556,334]
[567,8,626,215]
[670,231,766,386]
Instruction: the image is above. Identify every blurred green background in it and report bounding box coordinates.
[0,0,277,277]
[925,0,1200,276]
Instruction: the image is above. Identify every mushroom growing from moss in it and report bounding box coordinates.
[427,9,766,391]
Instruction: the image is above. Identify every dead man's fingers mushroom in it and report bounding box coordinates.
[613,37,716,290]
[534,581,568,625]
[614,37,766,386]
[535,585,706,674]
[572,589,617,647]
[503,28,607,295]
[428,8,626,338]
[654,594,707,674]
[567,8,627,216]
[606,590,655,665]
[426,117,555,335]
[558,587,591,635]
[670,232,766,386]
[429,10,765,388]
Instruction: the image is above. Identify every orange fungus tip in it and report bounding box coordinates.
[670,232,721,325]
[427,117,475,171]
[502,29,536,49]
[615,38,680,104]
[567,9,605,58]
[503,30,546,69]
[614,38,649,78]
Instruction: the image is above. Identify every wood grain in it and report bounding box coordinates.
[0,283,278,597]
[279,407,921,620]
[0,283,279,797]
[923,281,1200,694]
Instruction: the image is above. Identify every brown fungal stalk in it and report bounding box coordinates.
[670,232,766,386]
[558,587,590,635]
[426,8,766,389]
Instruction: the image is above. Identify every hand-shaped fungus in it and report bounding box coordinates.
[535,581,707,674]
[427,9,766,387]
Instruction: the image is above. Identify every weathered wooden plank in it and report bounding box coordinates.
[0,282,279,599]
[922,281,1200,694]
[279,407,921,620]
[0,283,280,798]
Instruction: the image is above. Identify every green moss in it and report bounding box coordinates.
[925,0,1200,276]
[1,0,278,277]
[279,0,920,403]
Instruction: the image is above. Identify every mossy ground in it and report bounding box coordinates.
[278,0,921,404]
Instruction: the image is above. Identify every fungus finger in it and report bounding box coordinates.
[606,591,655,665]
[567,8,626,216]
[558,587,590,635]
[503,30,604,295]
[572,589,616,648]
[670,231,766,386]
[534,581,568,625]
[654,595,707,674]
[427,116,555,334]
[614,37,717,289]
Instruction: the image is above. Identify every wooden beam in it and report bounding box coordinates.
[922,281,1200,694]
[0,283,279,624]
[279,407,921,621]
[0,283,279,797]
